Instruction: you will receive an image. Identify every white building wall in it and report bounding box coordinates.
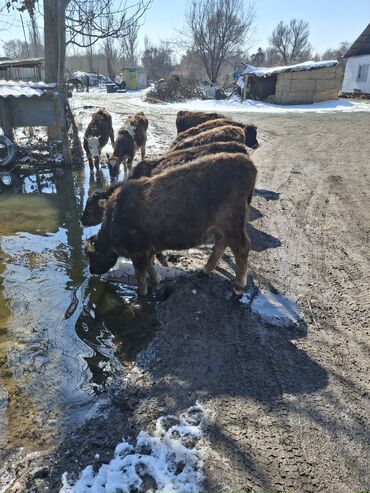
[342,54,370,94]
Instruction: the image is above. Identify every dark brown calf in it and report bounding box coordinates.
[85,152,257,296]
[81,141,249,227]
[131,140,248,179]
[108,111,148,178]
[173,118,259,149]
[170,125,245,152]
[176,110,224,133]
[83,108,114,171]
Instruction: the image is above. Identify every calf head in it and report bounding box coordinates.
[80,191,108,226]
[245,125,259,149]
[87,136,101,160]
[84,235,118,275]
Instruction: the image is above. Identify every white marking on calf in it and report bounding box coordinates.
[87,136,100,159]
[126,123,136,140]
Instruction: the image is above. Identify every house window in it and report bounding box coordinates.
[357,64,369,82]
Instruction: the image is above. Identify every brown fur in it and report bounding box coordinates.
[170,125,245,152]
[173,118,259,149]
[176,110,224,133]
[108,111,149,178]
[83,108,114,171]
[131,141,248,179]
[85,152,257,296]
[82,141,249,227]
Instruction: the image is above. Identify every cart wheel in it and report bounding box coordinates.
[0,135,17,170]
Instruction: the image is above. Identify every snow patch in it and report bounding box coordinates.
[60,404,207,493]
[164,96,370,114]
[241,289,301,327]
[242,60,338,77]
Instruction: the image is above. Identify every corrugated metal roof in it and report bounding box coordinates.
[344,23,370,58]
[242,60,338,77]
[0,57,44,69]
[0,80,55,98]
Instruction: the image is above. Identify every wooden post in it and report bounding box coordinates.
[0,100,15,141]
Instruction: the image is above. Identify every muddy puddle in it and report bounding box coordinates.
[0,165,158,457]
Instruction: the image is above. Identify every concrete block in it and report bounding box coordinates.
[276,79,291,92]
[289,70,311,80]
[284,91,312,104]
[290,79,316,92]
[313,89,339,102]
[308,67,337,79]
[315,79,339,91]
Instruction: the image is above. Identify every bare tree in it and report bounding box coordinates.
[3,39,29,58]
[66,0,152,48]
[28,13,43,56]
[269,19,311,64]
[322,41,351,60]
[141,38,174,81]
[121,21,139,67]
[185,0,255,83]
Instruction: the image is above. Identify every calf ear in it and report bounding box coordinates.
[98,198,107,209]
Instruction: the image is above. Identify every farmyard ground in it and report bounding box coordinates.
[1,91,370,492]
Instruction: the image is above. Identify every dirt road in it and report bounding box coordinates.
[5,100,370,492]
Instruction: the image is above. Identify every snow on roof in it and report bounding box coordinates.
[242,60,338,77]
[0,80,55,98]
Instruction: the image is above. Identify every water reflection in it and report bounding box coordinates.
[76,277,158,390]
[0,165,157,457]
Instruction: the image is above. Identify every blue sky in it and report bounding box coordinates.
[0,0,369,56]
[140,0,370,54]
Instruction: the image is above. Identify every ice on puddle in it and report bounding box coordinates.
[250,290,300,327]
[60,405,206,493]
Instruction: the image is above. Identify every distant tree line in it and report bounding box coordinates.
[1,0,352,85]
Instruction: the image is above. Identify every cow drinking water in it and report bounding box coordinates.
[84,152,257,297]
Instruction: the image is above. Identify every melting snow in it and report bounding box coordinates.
[60,404,207,493]
[241,60,338,77]
[241,289,301,327]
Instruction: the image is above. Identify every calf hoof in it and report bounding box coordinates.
[233,285,245,298]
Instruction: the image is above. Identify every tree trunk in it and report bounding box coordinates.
[43,0,72,166]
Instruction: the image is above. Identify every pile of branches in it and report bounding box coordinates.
[145,74,202,103]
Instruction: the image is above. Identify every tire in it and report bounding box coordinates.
[0,135,17,170]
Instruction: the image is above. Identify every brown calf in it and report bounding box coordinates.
[85,152,257,296]
[176,110,224,133]
[173,118,259,150]
[81,141,249,227]
[170,125,245,152]
[108,111,148,178]
[83,108,114,171]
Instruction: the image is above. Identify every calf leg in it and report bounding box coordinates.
[146,254,161,289]
[127,157,134,173]
[88,156,94,171]
[94,156,100,171]
[131,255,149,296]
[141,139,147,160]
[202,232,227,274]
[229,231,251,296]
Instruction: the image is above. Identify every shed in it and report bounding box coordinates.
[120,68,147,90]
[0,58,44,82]
[0,80,58,141]
[342,23,370,96]
[239,60,343,105]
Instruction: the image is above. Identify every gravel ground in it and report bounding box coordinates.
[4,96,370,492]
